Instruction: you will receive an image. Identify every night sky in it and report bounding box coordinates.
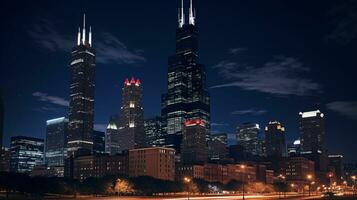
[1,0,356,162]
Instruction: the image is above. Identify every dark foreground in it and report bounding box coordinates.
[1,193,357,200]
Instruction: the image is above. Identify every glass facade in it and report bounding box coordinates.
[264,121,286,157]
[10,136,44,173]
[161,8,210,152]
[67,18,96,157]
[144,116,164,147]
[45,117,68,167]
[236,123,261,156]
[93,130,105,154]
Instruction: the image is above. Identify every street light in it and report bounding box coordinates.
[241,164,246,200]
[184,177,191,200]
[307,174,313,196]
[352,176,356,196]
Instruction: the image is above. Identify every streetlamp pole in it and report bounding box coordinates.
[241,164,246,200]
[184,177,191,200]
[352,176,356,196]
[307,174,312,196]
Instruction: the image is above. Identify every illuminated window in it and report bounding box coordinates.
[129,101,135,108]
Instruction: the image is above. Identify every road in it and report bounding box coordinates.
[72,194,323,200]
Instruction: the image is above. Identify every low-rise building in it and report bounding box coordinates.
[280,157,315,185]
[129,147,175,181]
[73,153,128,180]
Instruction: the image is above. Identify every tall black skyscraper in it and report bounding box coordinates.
[67,15,96,157]
[0,92,3,151]
[161,0,210,151]
[264,121,286,157]
[299,110,328,171]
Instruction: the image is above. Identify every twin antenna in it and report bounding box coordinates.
[76,0,195,45]
[178,0,196,28]
[77,14,92,46]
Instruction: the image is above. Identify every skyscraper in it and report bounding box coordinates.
[181,119,208,164]
[144,116,164,147]
[93,130,105,154]
[67,14,96,157]
[10,136,44,173]
[0,92,4,151]
[236,123,260,156]
[118,77,146,151]
[45,117,68,167]
[208,133,228,161]
[105,116,120,155]
[299,110,327,171]
[161,0,210,152]
[264,121,286,157]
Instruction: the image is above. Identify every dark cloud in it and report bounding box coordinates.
[228,47,247,55]
[28,20,146,65]
[326,0,357,44]
[326,101,357,120]
[32,92,69,107]
[231,108,267,115]
[211,56,321,96]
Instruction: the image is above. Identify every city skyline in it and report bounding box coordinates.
[1,0,357,162]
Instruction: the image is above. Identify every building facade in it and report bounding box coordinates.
[161,0,210,152]
[280,157,315,185]
[118,77,146,151]
[105,116,121,155]
[181,119,208,164]
[208,133,228,161]
[72,153,129,180]
[10,136,44,173]
[265,121,286,157]
[67,15,96,157]
[45,117,68,169]
[299,110,327,171]
[0,147,10,172]
[0,93,3,151]
[328,154,344,184]
[129,147,175,181]
[93,130,105,154]
[236,123,260,156]
[144,116,164,147]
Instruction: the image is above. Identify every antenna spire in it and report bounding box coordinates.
[82,14,86,44]
[77,27,81,46]
[178,0,185,28]
[89,26,92,46]
[189,0,195,25]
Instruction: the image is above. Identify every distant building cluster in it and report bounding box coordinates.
[0,0,354,189]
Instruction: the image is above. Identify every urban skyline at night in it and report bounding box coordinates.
[1,0,357,165]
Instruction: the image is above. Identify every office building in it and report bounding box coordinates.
[67,15,96,157]
[93,130,105,154]
[161,0,210,152]
[208,133,228,161]
[105,116,121,155]
[280,157,315,185]
[181,119,208,164]
[328,154,344,184]
[73,153,129,180]
[265,121,286,157]
[10,136,44,173]
[0,147,10,172]
[144,116,164,147]
[0,93,3,151]
[129,147,175,181]
[287,139,301,156]
[118,77,146,151]
[45,117,68,174]
[299,110,328,171]
[236,123,260,156]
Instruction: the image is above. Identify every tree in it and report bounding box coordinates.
[224,179,243,192]
[114,178,134,195]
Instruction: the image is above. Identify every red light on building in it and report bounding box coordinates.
[327,172,334,178]
[184,119,205,127]
[124,77,141,86]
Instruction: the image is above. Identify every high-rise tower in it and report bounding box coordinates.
[264,121,286,157]
[161,0,210,152]
[67,14,96,157]
[119,77,146,151]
